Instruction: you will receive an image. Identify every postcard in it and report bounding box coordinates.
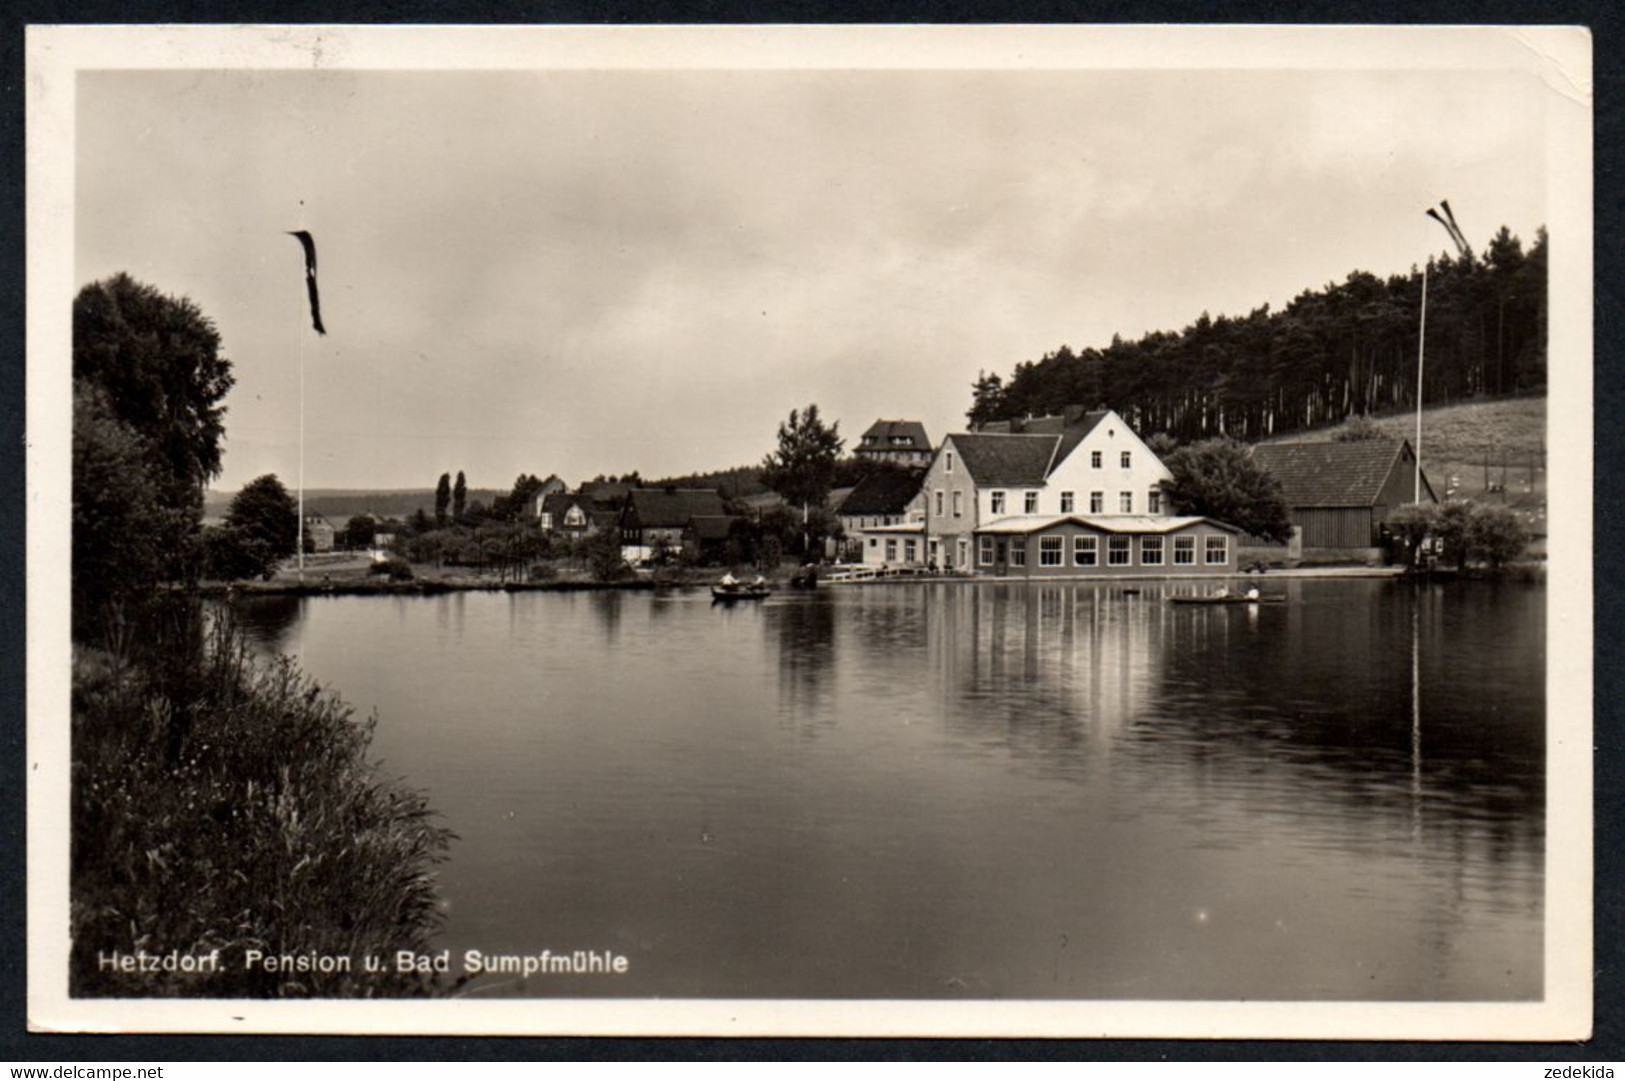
[27,24,1593,1038]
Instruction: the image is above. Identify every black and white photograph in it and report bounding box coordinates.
[26,25,1592,1038]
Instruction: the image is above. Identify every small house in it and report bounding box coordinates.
[619,488,729,563]
[836,469,926,560]
[303,516,335,554]
[855,420,933,467]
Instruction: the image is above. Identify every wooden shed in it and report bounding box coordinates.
[1250,438,1438,556]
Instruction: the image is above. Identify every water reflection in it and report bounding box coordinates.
[227,594,303,653]
[265,579,1544,1001]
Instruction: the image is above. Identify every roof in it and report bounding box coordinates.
[855,522,925,535]
[539,492,585,518]
[685,515,739,541]
[975,514,1239,536]
[1250,439,1428,508]
[950,434,1061,486]
[1050,409,1112,470]
[625,488,728,528]
[838,470,925,517]
[858,419,931,450]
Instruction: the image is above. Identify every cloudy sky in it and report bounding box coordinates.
[72,32,1560,493]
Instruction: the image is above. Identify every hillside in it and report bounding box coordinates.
[1261,393,1546,516]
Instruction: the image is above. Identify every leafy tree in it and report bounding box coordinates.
[1432,501,1477,571]
[212,474,298,580]
[72,383,173,625]
[452,471,467,521]
[1467,502,1530,571]
[1160,439,1293,542]
[343,513,379,551]
[584,526,628,582]
[1385,503,1438,567]
[72,275,233,632]
[762,405,843,555]
[434,473,451,526]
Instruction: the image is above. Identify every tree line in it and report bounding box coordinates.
[968,226,1547,442]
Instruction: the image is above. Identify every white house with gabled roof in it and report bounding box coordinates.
[915,407,1177,572]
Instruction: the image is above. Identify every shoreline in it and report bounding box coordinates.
[186,561,1516,599]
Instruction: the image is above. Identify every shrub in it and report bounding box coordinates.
[71,614,452,997]
[1468,503,1530,571]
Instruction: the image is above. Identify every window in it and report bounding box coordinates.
[1074,535,1098,566]
[1108,536,1132,565]
[1011,540,1026,566]
[952,491,963,517]
[904,539,918,563]
[979,536,994,565]
[869,537,879,549]
[957,539,969,567]
[1091,450,1102,469]
[1174,536,1195,564]
[1148,489,1162,514]
[540,512,554,530]
[1040,536,1063,566]
[991,491,1006,515]
[1090,491,1104,514]
[945,451,955,474]
[1121,451,1132,469]
[934,489,944,516]
[565,506,585,526]
[1120,491,1134,513]
[1140,536,1164,565]
[1060,491,1075,513]
[1205,534,1229,565]
[1024,491,1039,514]
[885,539,898,562]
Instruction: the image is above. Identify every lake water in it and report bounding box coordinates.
[233,578,1544,1001]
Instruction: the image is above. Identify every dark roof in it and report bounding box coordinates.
[858,419,932,450]
[625,488,728,528]
[950,434,1061,486]
[580,481,631,507]
[685,515,739,540]
[838,470,925,516]
[1250,439,1428,507]
[539,492,584,518]
[1051,410,1112,468]
[971,408,1112,473]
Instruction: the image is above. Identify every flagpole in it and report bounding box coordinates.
[298,296,306,583]
[1415,262,1427,503]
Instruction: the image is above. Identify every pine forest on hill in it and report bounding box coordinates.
[967,226,1547,445]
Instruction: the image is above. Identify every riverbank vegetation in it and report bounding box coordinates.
[72,274,451,997]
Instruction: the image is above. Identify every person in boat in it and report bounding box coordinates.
[720,571,739,587]
[1245,586,1260,600]
[752,574,767,588]
[1213,585,1230,599]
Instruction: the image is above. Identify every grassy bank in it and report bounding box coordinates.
[71,607,453,997]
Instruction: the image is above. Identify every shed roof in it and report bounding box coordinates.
[976,514,1238,535]
[838,469,925,516]
[950,433,1061,486]
[685,515,739,541]
[626,488,728,528]
[1250,439,1430,508]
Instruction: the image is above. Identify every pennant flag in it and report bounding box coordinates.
[1439,199,1466,248]
[1424,204,1471,260]
[287,230,327,335]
